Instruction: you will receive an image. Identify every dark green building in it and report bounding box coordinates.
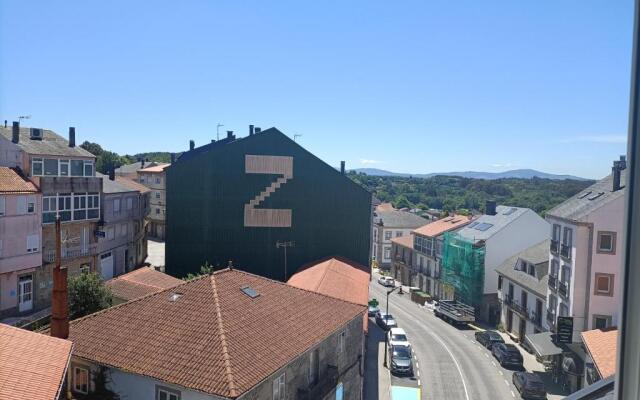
[165,127,372,280]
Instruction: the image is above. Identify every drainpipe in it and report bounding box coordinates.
[583,223,594,333]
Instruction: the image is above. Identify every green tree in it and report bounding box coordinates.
[184,262,215,281]
[68,272,113,319]
[80,141,104,156]
[96,151,127,174]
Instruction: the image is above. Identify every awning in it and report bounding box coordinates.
[525,331,564,357]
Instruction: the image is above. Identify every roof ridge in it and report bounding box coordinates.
[209,274,238,397]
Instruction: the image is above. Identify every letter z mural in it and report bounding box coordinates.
[244,155,293,227]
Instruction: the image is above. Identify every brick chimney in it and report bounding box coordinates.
[249,125,254,136]
[340,161,346,175]
[612,155,627,191]
[12,121,19,144]
[109,168,115,181]
[189,140,195,151]
[50,217,69,339]
[68,127,76,147]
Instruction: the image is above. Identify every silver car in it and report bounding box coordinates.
[390,344,414,376]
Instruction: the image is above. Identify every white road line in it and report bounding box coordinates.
[484,353,489,358]
[498,370,504,376]
[418,379,421,386]
[504,379,510,387]
[417,369,420,377]
[492,361,496,367]
[511,390,515,398]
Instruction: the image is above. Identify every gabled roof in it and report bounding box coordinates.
[495,240,550,297]
[374,209,428,229]
[0,167,39,194]
[547,171,625,222]
[391,234,414,248]
[413,215,473,238]
[105,267,183,301]
[288,256,370,331]
[116,161,158,174]
[98,173,151,194]
[138,163,170,173]
[581,328,618,380]
[456,205,530,241]
[69,268,364,398]
[0,126,95,158]
[0,323,73,400]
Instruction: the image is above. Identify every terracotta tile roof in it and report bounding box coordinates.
[105,267,183,301]
[138,163,170,173]
[0,167,39,194]
[288,256,370,331]
[69,268,365,398]
[581,328,618,379]
[0,323,73,400]
[391,234,414,248]
[413,215,473,238]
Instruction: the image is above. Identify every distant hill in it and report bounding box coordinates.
[352,168,588,181]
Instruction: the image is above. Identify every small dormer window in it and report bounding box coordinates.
[30,128,43,140]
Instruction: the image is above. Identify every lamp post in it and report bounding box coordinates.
[383,285,401,367]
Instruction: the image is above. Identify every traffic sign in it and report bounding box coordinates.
[369,299,379,307]
[557,316,573,344]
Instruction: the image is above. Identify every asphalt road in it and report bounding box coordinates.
[370,279,524,400]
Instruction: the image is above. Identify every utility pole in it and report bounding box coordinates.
[276,241,295,280]
[216,123,224,141]
[383,285,401,367]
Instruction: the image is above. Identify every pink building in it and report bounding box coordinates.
[0,167,42,319]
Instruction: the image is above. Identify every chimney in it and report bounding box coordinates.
[227,130,234,139]
[68,127,76,147]
[485,200,497,216]
[613,160,623,191]
[141,158,145,168]
[3,120,6,128]
[12,121,19,144]
[189,140,195,151]
[249,124,255,136]
[619,155,627,170]
[170,153,176,164]
[255,127,262,134]
[109,168,115,181]
[340,161,345,175]
[50,217,69,339]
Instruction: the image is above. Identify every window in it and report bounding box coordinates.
[338,330,346,353]
[384,231,392,240]
[156,386,181,400]
[0,196,4,216]
[107,227,115,240]
[27,196,35,213]
[396,231,403,237]
[559,303,569,317]
[155,191,160,199]
[26,234,39,253]
[384,247,390,259]
[84,160,94,177]
[594,273,614,296]
[120,223,127,237]
[42,196,57,223]
[551,259,559,277]
[272,373,285,400]
[113,198,121,213]
[44,158,58,176]
[553,224,561,241]
[156,208,160,215]
[548,294,557,311]
[498,275,503,290]
[597,231,616,254]
[73,366,89,394]
[126,197,133,210]
[155,176,161,184]
[71,160,84,176]
[563,226,573,247]
[561,265,571,283]
[593,315,612,330]
[528,263,536,277]
[60,159,69,176]
[32,158,43,176]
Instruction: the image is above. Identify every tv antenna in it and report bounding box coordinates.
[294,134,302,142]
[276,241,295,280]
[216,123,224,141]
[18,115,31,123]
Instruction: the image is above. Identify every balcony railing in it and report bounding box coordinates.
[559,281,570,298]
[546,309,556,331]
[560,244,572,260]
[43,243,98,263]
[548,275,557,290]
[550,239,559,254]
[297,365,339,400]
[503,295,529,318]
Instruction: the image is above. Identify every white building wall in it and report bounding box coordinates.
[499,276,546,338]
[108,368,220,400]
[484,211,549,294]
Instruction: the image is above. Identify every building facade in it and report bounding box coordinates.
[166,127,372,280]
[137,163,169,240]
[544,158,626,341]
[97,173,150,279]
[496,240,550,341]
[372,208,427,269]
[0,168,42,319]
[115,160,157,180]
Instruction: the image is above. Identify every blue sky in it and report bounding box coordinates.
[0,1,633,179]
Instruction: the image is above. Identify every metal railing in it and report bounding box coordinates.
[560,244,572,260]
[550,239,559,254]
[548,274,557,290]
[43,243,97,263]
[503,295,529,317]
[559,281,570,298]
[297,365,338,400]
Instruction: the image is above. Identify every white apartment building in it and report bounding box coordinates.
[544,157,626,341]
[372,208,427,269]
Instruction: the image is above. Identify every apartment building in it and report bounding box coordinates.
[372,208,427,269]
[544,157,626,340]
[441,202,549,322]
[0,168,42,319]
[115,160,157,180]
[98,172,151,279]
[137,163,169,240]
[496,240,550,341]
[66,268,366,400]
[0,122,101,315]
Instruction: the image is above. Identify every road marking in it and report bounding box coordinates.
[418,379,421,386]
[498,370,503,376]
[504,379,510,387]
[492,361,496,367]
[511,390,515,398]
[417,369,420,377]
[484,353,489,358]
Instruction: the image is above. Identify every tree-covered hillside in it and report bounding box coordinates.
[348,172,594,215]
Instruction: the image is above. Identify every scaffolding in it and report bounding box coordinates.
[441,232,486,306]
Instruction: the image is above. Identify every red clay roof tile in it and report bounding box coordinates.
[0,167,39,194]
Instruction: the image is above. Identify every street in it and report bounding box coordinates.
[369,276,521,400]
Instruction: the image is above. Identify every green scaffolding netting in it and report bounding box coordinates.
[441,232,485,306]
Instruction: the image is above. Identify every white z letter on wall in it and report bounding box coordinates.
[244,155,293,227]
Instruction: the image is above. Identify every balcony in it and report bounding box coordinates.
[546,309,556,331]
[43,243,97,263]
[503,295,528,318]
[560,244,572,260]
[550,239,559,254]
[297,365,339,400]
[559,281,570,298]
[548,275,557,290]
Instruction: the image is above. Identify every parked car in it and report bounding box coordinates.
[475,330,505,349]
[378,276,395,287]
[492,343,524,368]
[368,305,380,316]
[390,344,414,376]
[387,327,410,348]
[512,372,547,399]
[375,312,398,330]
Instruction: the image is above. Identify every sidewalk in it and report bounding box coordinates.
[364,321,391,400]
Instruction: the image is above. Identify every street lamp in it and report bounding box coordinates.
[383,285,401,367]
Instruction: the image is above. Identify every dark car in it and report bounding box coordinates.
[475,330,505,349]
[492,343,524,368]
[512,372,547,399]
[390,344,414,376]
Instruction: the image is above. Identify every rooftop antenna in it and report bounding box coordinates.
[18,115,31,123]
[276,241,295,281]
[294,134,302,142]
[216,123,224,141]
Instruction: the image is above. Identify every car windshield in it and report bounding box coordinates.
[384,315,394,320]
[391,334,407,341]
[393,347,411,359]
[488,333,503,341]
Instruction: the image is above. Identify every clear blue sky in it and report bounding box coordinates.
[0,1,633,179]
